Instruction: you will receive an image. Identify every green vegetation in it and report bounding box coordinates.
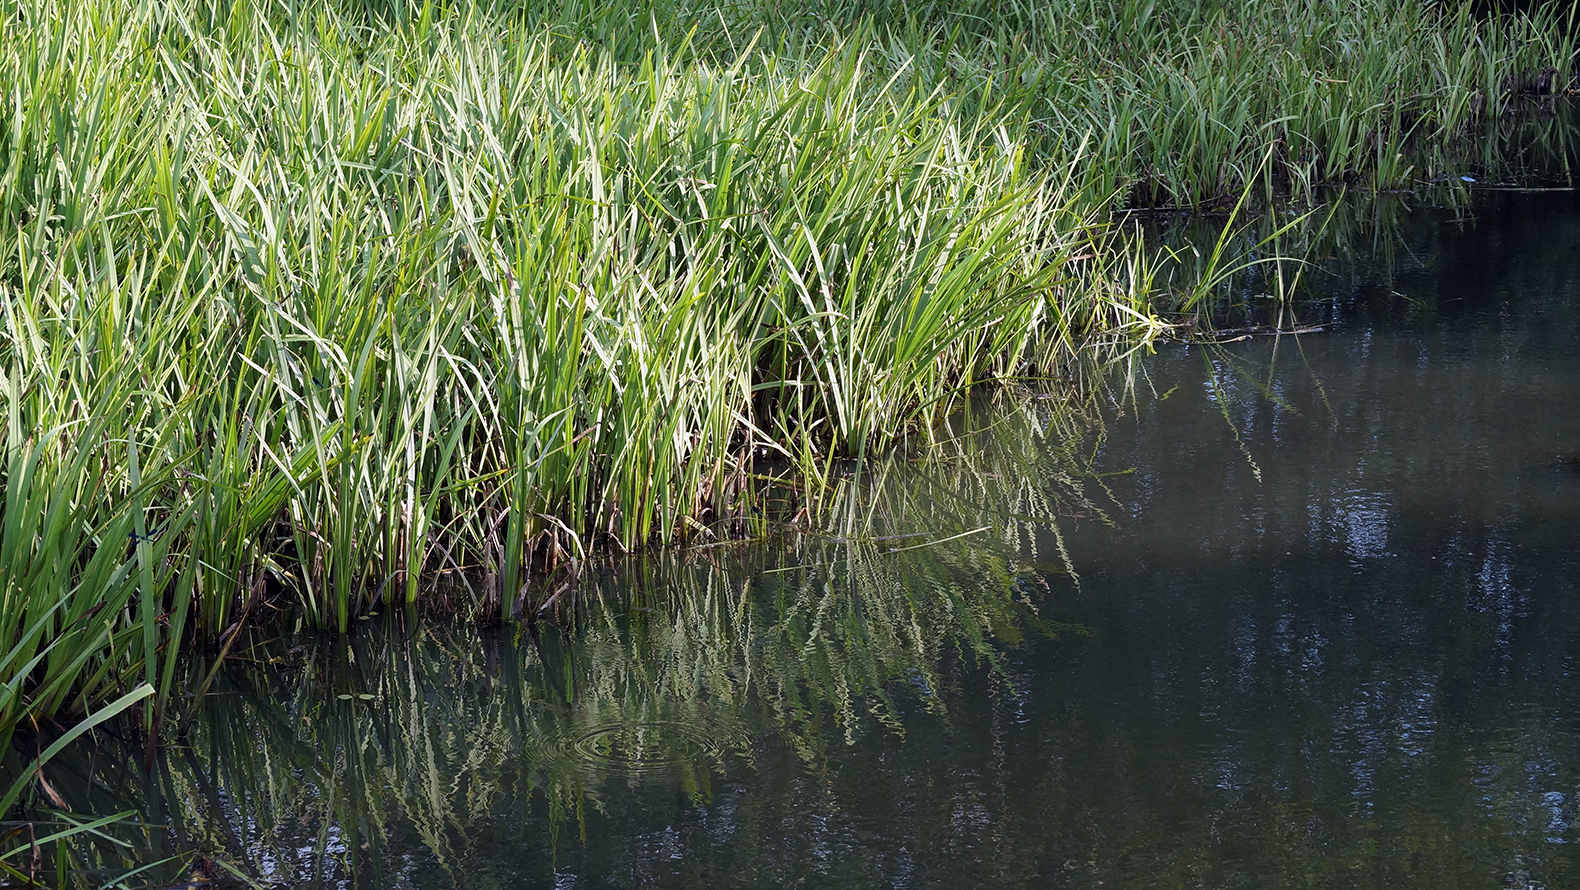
[0,0,1575,852]
[22,394,1103,885]
[29,383,1580,889]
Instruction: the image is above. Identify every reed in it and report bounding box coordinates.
[0,0,1117,642]
[0,0,1574,839]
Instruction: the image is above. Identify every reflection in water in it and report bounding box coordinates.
[31,190,1580,888]
[41,397,1099,888]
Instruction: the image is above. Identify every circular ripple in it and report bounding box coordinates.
[567,720,722,777]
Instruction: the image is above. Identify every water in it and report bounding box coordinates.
[41,188,1580,888]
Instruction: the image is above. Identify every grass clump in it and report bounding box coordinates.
[885,0,1580,204]
[1,0,1127,657]
[525,0,1579,202]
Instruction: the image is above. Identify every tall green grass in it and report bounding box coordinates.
[0,0,1574,832]
[584,0,1580,203]
[0,0,1126,644]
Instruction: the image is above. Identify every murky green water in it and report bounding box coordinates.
[45,188,1580,888]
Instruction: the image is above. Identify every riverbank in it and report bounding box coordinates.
[1,0,1576,820]
[27,184,1580,888]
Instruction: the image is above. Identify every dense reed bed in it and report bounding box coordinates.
[0,0,1575,842]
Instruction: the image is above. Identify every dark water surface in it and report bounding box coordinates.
[51,190,1580,888]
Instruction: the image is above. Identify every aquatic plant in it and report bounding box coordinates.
[0,0,1575,851]
[34,415,1098,885]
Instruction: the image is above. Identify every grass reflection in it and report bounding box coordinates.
[33,395,1101,888]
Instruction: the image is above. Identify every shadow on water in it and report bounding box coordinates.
[20,117,1580,890]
